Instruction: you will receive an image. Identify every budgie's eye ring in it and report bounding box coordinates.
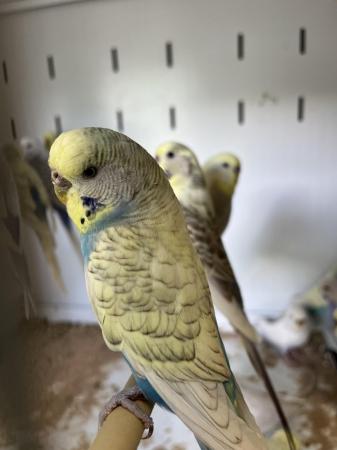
[167,151,175,159]
[222,162,229,169]
[82,166,97,178]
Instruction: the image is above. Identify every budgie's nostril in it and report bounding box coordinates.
[51,170,59,182]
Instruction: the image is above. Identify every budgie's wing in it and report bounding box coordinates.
[87,222,265,450]
[182,205,258,342]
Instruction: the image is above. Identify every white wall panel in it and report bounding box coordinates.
[1,0,337,321]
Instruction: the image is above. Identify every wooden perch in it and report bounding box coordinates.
[89,375,154,450]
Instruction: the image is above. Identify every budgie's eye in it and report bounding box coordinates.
[222,162,229,169]
[82,166,97,178]
[167,151,175,159]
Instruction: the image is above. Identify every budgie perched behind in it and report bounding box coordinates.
[43,131,58,151]
[0,149,34,318]
[49,127,267,450]
[204,153,241,234]
[155,142,295,450]
[20,136,81,257]
[2,142,64,290]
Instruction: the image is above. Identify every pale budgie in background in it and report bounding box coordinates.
[298,266,337,361]
[20,136,81,257]
[2,142,64,290]
[204,153,241,234]
[155,142,295,450]
[49,127,268,450]
[256,305,311,354]
[0,148,34,318]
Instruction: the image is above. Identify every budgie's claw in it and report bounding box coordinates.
[98,385,154,439]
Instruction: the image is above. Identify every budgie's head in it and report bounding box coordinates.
[155,142,208,206]
[204,153,241,197]
[49,128,169,233]
[20,136,45,159]
[156,142,205,188]
[43,131,57,151]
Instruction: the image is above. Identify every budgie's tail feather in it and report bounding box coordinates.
[38,230,66,291]
[196,439,211,450]
[242,338,296,450]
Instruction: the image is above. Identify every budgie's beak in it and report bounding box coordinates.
[51,170,72,205]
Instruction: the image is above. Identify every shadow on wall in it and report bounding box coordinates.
[255,188,336,275]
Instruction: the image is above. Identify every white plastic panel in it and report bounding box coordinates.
[1,0,337,321]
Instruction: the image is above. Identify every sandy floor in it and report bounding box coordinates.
[0,320,337,450]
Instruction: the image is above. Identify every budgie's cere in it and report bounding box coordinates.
[204,153,241,234]
[155,142,295,450]
[49,128,267,450]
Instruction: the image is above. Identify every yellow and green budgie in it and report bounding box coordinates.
[204,153,241,234]
[155,142,295,450]
[0,147,34,318]
[49,127,267,450]
[2,142,64,290]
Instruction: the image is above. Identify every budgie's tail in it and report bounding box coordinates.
[43,240,66,291]
[242,338,296,450]
[196,438,211,450]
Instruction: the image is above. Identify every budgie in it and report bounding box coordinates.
[43,131,58,151]
[49,127,268,450]
[298,267,337,360]
[2,142,64,289]
[256,305,311,354]
[0,148,34,318]
[20,136,81,257]
[155,142,295,450]
[204,153,241,234]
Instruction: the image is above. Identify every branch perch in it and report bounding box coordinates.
[89,375,154,450]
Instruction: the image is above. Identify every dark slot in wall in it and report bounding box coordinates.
[238,101,245,124]
[10,118,17,139]
[116,110,124,132]
[111,48,119,72]
[237,33,244,60]
[297,96,305,122]
[55,116,62,134]
[47,55,56,79]
[299,28,306,54]
[2,60,8,84]
[166,42,174,67]
[169,107,176,129]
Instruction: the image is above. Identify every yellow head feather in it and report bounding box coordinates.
[204,153,241,197]
[43,131,58,151]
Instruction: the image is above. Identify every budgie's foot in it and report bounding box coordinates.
[284,348,306,367]
[98,385,154,438]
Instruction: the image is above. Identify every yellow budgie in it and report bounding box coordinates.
[2,142,64,290]
[49,127,267,450]
[155,142,295,450]
[43,131,58,151]
[0,148,34,318]
[204,153,241,234]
